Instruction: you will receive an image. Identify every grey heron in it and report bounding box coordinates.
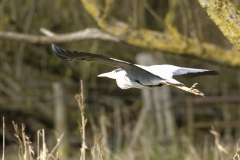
[52,44,218,96]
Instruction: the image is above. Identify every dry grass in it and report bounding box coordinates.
[2,113,240,160]
[0,80,108,160]
[1,82,240,160]
[2,109,240,160]
[75,80,108,160]
[10,121,63,160]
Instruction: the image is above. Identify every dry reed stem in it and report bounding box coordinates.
[2,117,5,160]
[162,82,205,96]
[12,123,22,159]
[233,144,240,160]
[37,130,40,159]
[41,129,47,160]
[36,129,63,160]
[75,80,88,160]
[210,127,229,154]
[12,121,34,160]
[11,122,63,160]
[91,135,105,160]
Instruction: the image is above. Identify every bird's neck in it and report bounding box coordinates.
[115,70,132,89]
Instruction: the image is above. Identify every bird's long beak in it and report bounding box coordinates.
[97,71,115,79]
[97,73,109,77]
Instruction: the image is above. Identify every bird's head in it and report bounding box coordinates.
[97,69,122,79]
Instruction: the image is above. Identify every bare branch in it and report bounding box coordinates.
[0,28,119,44]
[40,28,55,37]
[81,0,240,68]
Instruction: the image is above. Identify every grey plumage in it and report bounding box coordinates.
[52,44,218,90]
[173,68,218,78]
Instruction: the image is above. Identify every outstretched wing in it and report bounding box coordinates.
[52,44,137,69]
[173,68,219,78]
[52,44,165,86]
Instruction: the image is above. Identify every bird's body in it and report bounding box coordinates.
[106,68,160,89]
[52,44,218,95]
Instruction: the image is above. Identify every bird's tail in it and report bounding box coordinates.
[174,68,219,78]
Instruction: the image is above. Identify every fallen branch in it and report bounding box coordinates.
[162,82,205,97]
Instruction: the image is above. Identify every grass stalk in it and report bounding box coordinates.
[2,117,5,160]
[47,133,64,160]
[75,80,87,160]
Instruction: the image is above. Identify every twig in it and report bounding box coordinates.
[144,2,165,27]
[233,144,240,160]
[40,28,55,37]
[102,0,114,19]
[0,28,119,44]
[47,134,64,160]
[12,122,34,160]
[12,121,24,160]
[41,129,47,160]
[21,124,28,160]
[2,117,5,160]
[75,80,87,160]
[162,82,205,96]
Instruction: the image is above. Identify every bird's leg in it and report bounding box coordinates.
[162,82,205,97]
[190,83,198,90]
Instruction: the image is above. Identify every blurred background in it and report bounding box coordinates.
[0,0,240,159]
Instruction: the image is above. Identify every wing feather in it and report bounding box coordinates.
[173,68,219,78]
[52,44,165,86]
[53,44,139,69]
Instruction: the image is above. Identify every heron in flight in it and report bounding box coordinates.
[52,44,218,96]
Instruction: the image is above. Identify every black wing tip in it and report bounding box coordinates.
[51,44,61,55]
[52,44,58,52]
[51,44,71,60]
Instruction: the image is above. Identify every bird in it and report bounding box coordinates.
[52,44,218,96]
